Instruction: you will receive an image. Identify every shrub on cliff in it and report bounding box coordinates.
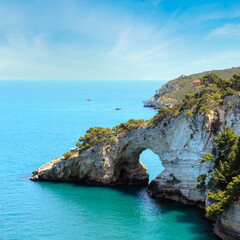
[112,119,145,135]
[229,73,240,91]
[147,107,174,126]
[197,126,240,218]
[62,151,76,159]
[206,175,240,218]
[197,93,222,113]
[185,110,193,119]
[196,174,207,191]
[201,73,223,87]
[75,119,145,152]
[76,127,115,152]
[147,72,239,127]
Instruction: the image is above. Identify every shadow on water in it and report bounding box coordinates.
[159,202,220,240]
[34,181,220,239]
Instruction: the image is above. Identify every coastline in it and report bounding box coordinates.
[31,93,240,239]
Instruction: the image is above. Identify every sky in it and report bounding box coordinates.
[0,0,240,80]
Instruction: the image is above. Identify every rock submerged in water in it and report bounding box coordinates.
[31,95,240,239]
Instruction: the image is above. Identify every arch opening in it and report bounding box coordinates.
[113,146,165,186]
[139,149,164,182]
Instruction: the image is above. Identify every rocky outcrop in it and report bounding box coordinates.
[31,94,240,239]
[31,147,149,186]
[214,202,240,240]
[144,79,179,108]
[31,111,215,193]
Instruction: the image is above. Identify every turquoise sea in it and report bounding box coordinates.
[0,81,219,240]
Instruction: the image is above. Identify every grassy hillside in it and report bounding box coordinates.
[155,66,240,103]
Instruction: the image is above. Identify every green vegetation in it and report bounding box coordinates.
[60,71,240,217]
[76,127,115,152]
[68,71,240,155]
[72,119,146,153]
[112,119,145,135]
[148,73,240,127]
[196,174,207,191]
[185,110,193,119]
[62,151,76,159]
[207,176,240,218]
[201,153,213,163]
[197,126,240,218]
[153,66,240,103]
[147,106,177,126]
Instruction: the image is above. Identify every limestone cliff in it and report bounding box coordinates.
[214,202,240,240]
[31,94,240,239]
[144,78,180,108]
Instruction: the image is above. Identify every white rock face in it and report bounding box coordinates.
[31,113,214,193]
[144,79,179,108]
[144,96,160,108]
[144,95,177,109]
[31,94,240,238]
[214,202,240,240]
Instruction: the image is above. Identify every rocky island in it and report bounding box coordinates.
[31,73,240,239]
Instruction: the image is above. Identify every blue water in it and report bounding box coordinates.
[0,81,218,240]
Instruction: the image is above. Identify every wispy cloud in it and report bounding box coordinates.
[191,50,240,73]
[0,0,239,80]
[209,23,240,37]
[147,0,162,7]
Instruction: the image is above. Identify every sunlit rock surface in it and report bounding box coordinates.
[144,80,179,109]
[31,94,240,239]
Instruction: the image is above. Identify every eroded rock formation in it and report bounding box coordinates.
[144,80,179,108]
[31,94,240,239]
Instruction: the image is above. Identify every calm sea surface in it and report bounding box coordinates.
[0,80,218,240]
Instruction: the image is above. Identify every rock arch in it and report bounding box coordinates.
[31,95,240,205]
[31,113,212,204]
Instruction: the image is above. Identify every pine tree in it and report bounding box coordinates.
[198,126,240,218]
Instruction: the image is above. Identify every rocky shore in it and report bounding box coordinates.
[144,79,179,108]
[31,94,240,239]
